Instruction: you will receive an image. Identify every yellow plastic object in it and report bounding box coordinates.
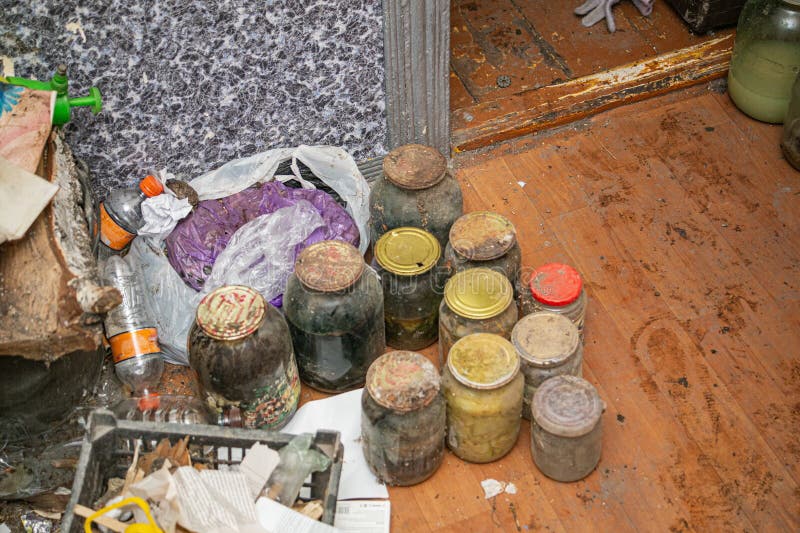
[84,496,164,533]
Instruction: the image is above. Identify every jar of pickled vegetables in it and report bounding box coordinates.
[519,263,587,338]
[188,285,300,430]
[361,351,446,486]
[439,268,518,366]
[442,333,524,463]
[284,241,385,393]
[373,228,444,350]
[369,144,463,248]
[511,312,583,420]
[531,375,604,482]
[444,211,521,288]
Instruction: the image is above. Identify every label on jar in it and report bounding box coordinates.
[241,359,301,429]
[99,203,135,251]
[109,327,160,363]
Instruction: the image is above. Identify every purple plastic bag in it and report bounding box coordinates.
[165,181,360,291]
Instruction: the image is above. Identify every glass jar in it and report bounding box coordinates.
[519,263,587,338]
[511,312,583,420]
[531,375,604,482]
[781,72,800,169]
[442,333,524,463]
[369,144,463,248]
[284,241,385,393]
[728,0,800,123]
[373,227,444,350]
[361,351,446,486]
[439,268,518,366]
[188,285,300,430]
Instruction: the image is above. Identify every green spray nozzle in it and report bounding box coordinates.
[6,64,102,125]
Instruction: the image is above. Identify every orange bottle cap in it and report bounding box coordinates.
[140,175,164,197]
[137,392,161,411]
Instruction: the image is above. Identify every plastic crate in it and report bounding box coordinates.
[62,409,343,532]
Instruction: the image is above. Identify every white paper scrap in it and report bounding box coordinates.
[0,523,11,533]
[334,500,390,533]
[506,482,517,495]
[239,443,281,499]
[255,497,340,533]
[481,478,505,499]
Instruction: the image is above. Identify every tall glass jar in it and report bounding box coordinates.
[369,144,463,248]
[782,72,800,169]
[361,351,446,486]
[284,241,385,393]
[728,0,800,123]
[442,333,524,463]
[444,211,521,289]
[439,268,518,366]
[519,263,587,338]
[188,285,300,430]
[373,228,444,350]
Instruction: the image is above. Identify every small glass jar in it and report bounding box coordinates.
[369,144,463,248]
[444,211,521,289]
[439,268,518,366]
[511,312,583,420]
[361,351,446,486]
[442,333,524,463]
[519,263,587,338]
[284,241,385,393]
[728,0,800,123]
[188,285,300,430]
[373,228,444,350]
[782,72,800,170]
[531,375,604,482]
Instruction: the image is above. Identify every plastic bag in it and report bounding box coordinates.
[264,433,331,506]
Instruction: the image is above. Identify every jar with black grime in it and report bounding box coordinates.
[519,263,587,338]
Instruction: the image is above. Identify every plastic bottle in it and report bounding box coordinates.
[98,175,163,255]
[111,394,243,426]
[102,255,164,395]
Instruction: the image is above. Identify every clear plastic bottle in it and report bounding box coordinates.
[102,255,164,395]
[98,175,163,256]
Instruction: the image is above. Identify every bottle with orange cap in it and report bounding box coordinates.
[97,175,164,257]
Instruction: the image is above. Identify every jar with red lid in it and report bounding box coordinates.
[519,263,587,337]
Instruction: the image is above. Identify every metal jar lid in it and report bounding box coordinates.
[382,144,448,190]
[449,211,517,261]
[374,227,441,276]
[444,267,513,319]
[532,375,603,437]
[529,263,583,306]
[294,240,365,292]
[511,312,580,367]
[196,285,266,341]
[447,333,520,390]
[366,351,440,412]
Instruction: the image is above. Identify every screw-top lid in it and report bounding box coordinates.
[383,144,447,190]
[140,175,164,197]
[366,351,440,412]
[447,333,520,390]
[532,375,603,437]
[511,312,580,367]
[196,285,266,341]
[374,227,441,276]
[529,263,583,306]
[294,240,365,292]
[449,211,517,261]
[444,267,513,319]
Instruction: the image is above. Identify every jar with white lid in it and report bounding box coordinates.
[519,263,587,338]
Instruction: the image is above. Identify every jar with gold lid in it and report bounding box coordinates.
[439,267,518,366]
[369,144,463,248]
[442,333,524,463]
[361,351,446,486]
[188,285,300,430]
[373,227,444,350]
[284,241,385,393]
[511,312,583,420]
[519,263,587,338]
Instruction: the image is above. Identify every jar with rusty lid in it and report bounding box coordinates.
[444,211,521,288]
[373,227,444,350]
[284,240,385,393]
[439,267,518,366]
[519,263,587,337]
[442,333,524,463]
[369,144,463,248]
[511,312,583,420]
[361,351,446,486]
[188,285,300,430]
[531,375,604,482]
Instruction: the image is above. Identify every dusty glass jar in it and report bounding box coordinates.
[373,227,444,350]
[519,263,587,338]
[369,144,463,248]
[188,285,300,430]
[781,72,800,169]
[728,0,800,123]
[439,267,518,366]
[284,241,385,393]
[511,312,583,420]
[442,333,524,463]
[361,351,445,486]
[531,375,604,482]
